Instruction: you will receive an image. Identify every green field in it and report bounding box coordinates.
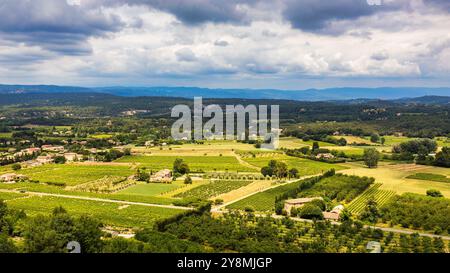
[6,195,184,228]
[119,181,184,196]
[90,134,114,139]
[175,180,253,199]
[406,173,450,183]
[278,137,336,149]
[227,180,305,211]
[382,136,416,146]
[0,132,12,138]
[17,164,134,186]
[0,165,13,174]
[347,183,396,214]
[0,191,26,200]
[116,155,255,172]
[0,182,175,205]
[242,154,345,176]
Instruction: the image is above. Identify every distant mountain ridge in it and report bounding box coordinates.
[0,84,449,101]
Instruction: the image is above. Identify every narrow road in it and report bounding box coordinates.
[232,151,261,171]
[0,189,192,211]
[270,214,450,241]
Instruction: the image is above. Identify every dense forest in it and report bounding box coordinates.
[1,92,450,137]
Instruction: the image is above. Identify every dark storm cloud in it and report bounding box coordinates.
[282,0,407,34]
[89,0,255,25]
[0,0,124,55]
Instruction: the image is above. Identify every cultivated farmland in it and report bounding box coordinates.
[116,155,255,172]
[347,183,396,214]
[175,180,254,199]
[6,195,184,228]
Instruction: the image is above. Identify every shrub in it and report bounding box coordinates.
[298,204,323,220]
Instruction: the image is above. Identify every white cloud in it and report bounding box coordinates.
[0,0,449,88]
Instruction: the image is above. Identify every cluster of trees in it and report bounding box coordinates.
[379,193,450,235]
[274,169,336,214]
[0,200,210,253]
[95,148,131,162]
[285,146,348,163]
[0,151,40,166]
[390,139,450,167]
[158,210,448,253]
[297,174,374,203]
[275,171,373,219]
[363,148,380,168]
[260,160,299,179]
[391,139,437,161]
[173,158,190,177]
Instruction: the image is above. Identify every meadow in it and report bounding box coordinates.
[6,195,184,228]
[17,163,134,186]
[116,155,255,172]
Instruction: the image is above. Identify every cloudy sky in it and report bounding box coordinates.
[0,0,449,89]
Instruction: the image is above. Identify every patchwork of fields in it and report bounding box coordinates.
[17,164,134,186]
[6,195,184,228]
[116,155,255,172]
[339,163,450,198]
[1,137,449,233]
[241,154,346,175]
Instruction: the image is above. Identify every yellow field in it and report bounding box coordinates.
[339,163,450,198]
[337,135,374,145]
[130,140,256,156]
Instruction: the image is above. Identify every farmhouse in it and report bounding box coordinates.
[0,173,27,183]
[284,197,323,214]
[36,155,54,164]
[64,153,82,162]
[323,205,344,221]
[41,145,65,152]
[316,153,335,160]
[22,147,41,155]
[150,169,172,183]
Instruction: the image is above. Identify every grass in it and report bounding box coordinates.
[119,181,184,196]
[0,191,26,200]
[382,136,417,146]
[17,163,134,186]
[90,134,114,139]
[6,195,184,228]
[347,183,396,214]
[278,137,335,149]
[242,154,345,176]
[175,180,254,199]
[116,155,255,172]
[406,173,450,183]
